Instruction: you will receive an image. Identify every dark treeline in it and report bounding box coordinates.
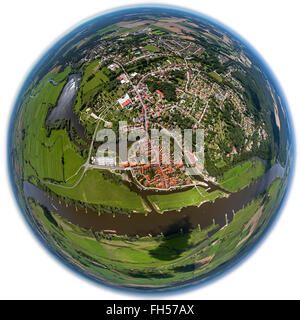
[145,77,177,102]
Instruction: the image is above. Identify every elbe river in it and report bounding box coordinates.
[23,75,286,237]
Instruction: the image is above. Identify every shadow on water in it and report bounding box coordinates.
[149,217,193,261]
[41,204,59,228]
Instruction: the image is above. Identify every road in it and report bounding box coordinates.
[114,59,170,188]
[44,107,109,190]
[45,41,220,193]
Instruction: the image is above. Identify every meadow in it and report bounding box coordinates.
[47,169,146,213]
[28,176,285,289]
[219,159,266,192]
[148,187,226,213]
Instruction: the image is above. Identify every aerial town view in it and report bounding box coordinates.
[9,6,293,291]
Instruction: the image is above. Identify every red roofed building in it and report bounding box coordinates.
[118,93,132,108]
[156,89,164,98]
[231,146,238,155]
[121,99,131,108]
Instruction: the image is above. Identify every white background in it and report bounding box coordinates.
[0,0,299,300]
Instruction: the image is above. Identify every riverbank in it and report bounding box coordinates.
[23,163,285,237]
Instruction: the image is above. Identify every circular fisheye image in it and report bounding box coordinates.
[8,5,294,292]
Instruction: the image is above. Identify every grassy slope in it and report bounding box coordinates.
[29,176,285,287]
[29,197,216,286]
[148,187,226,213]
[63,147,85,179]
[74,60,110,114]
[82,63,109,95]
[219,159,266,192]
[191,178,283,278]
[47,169,146,213]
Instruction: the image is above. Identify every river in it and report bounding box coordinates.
[23,163,285,237]
[33,73,286,237]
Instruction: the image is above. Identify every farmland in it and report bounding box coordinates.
[15,67,81,184]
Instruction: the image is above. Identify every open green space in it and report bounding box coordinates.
[63,147,85,179]
[47,169,146,213]
[16,67,86,183]
[81,61,110,95]
[187,178,285,278]
[148,187,226,213]
[73,60,121,117]
[219,159,266,192]
[97,24,120,36]
[209,71,223,83]
[10,9,292,291]
[145,44,160,52]
[28,176,285,288]
[28,197,216,286]
[149,25,171,35]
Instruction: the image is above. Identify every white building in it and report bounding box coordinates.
[93,156,116,166]
[118,93,132,108]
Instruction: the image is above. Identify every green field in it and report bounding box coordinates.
[63,147,85,179]
[15,66,145,214]
[97,24,120,35]
[47,169,147,213]
[149,25,171,35]
[219,160,267,192]
[15,67,86,183]
[191,177,284,277]
[73,60,118,115]
[28,176,285,288]
[8,7,292,291]
[28,197,217,287]
[145,44,160,52]
[148,187,226,213]
[81,62,109,95]
[209,71,223,83]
